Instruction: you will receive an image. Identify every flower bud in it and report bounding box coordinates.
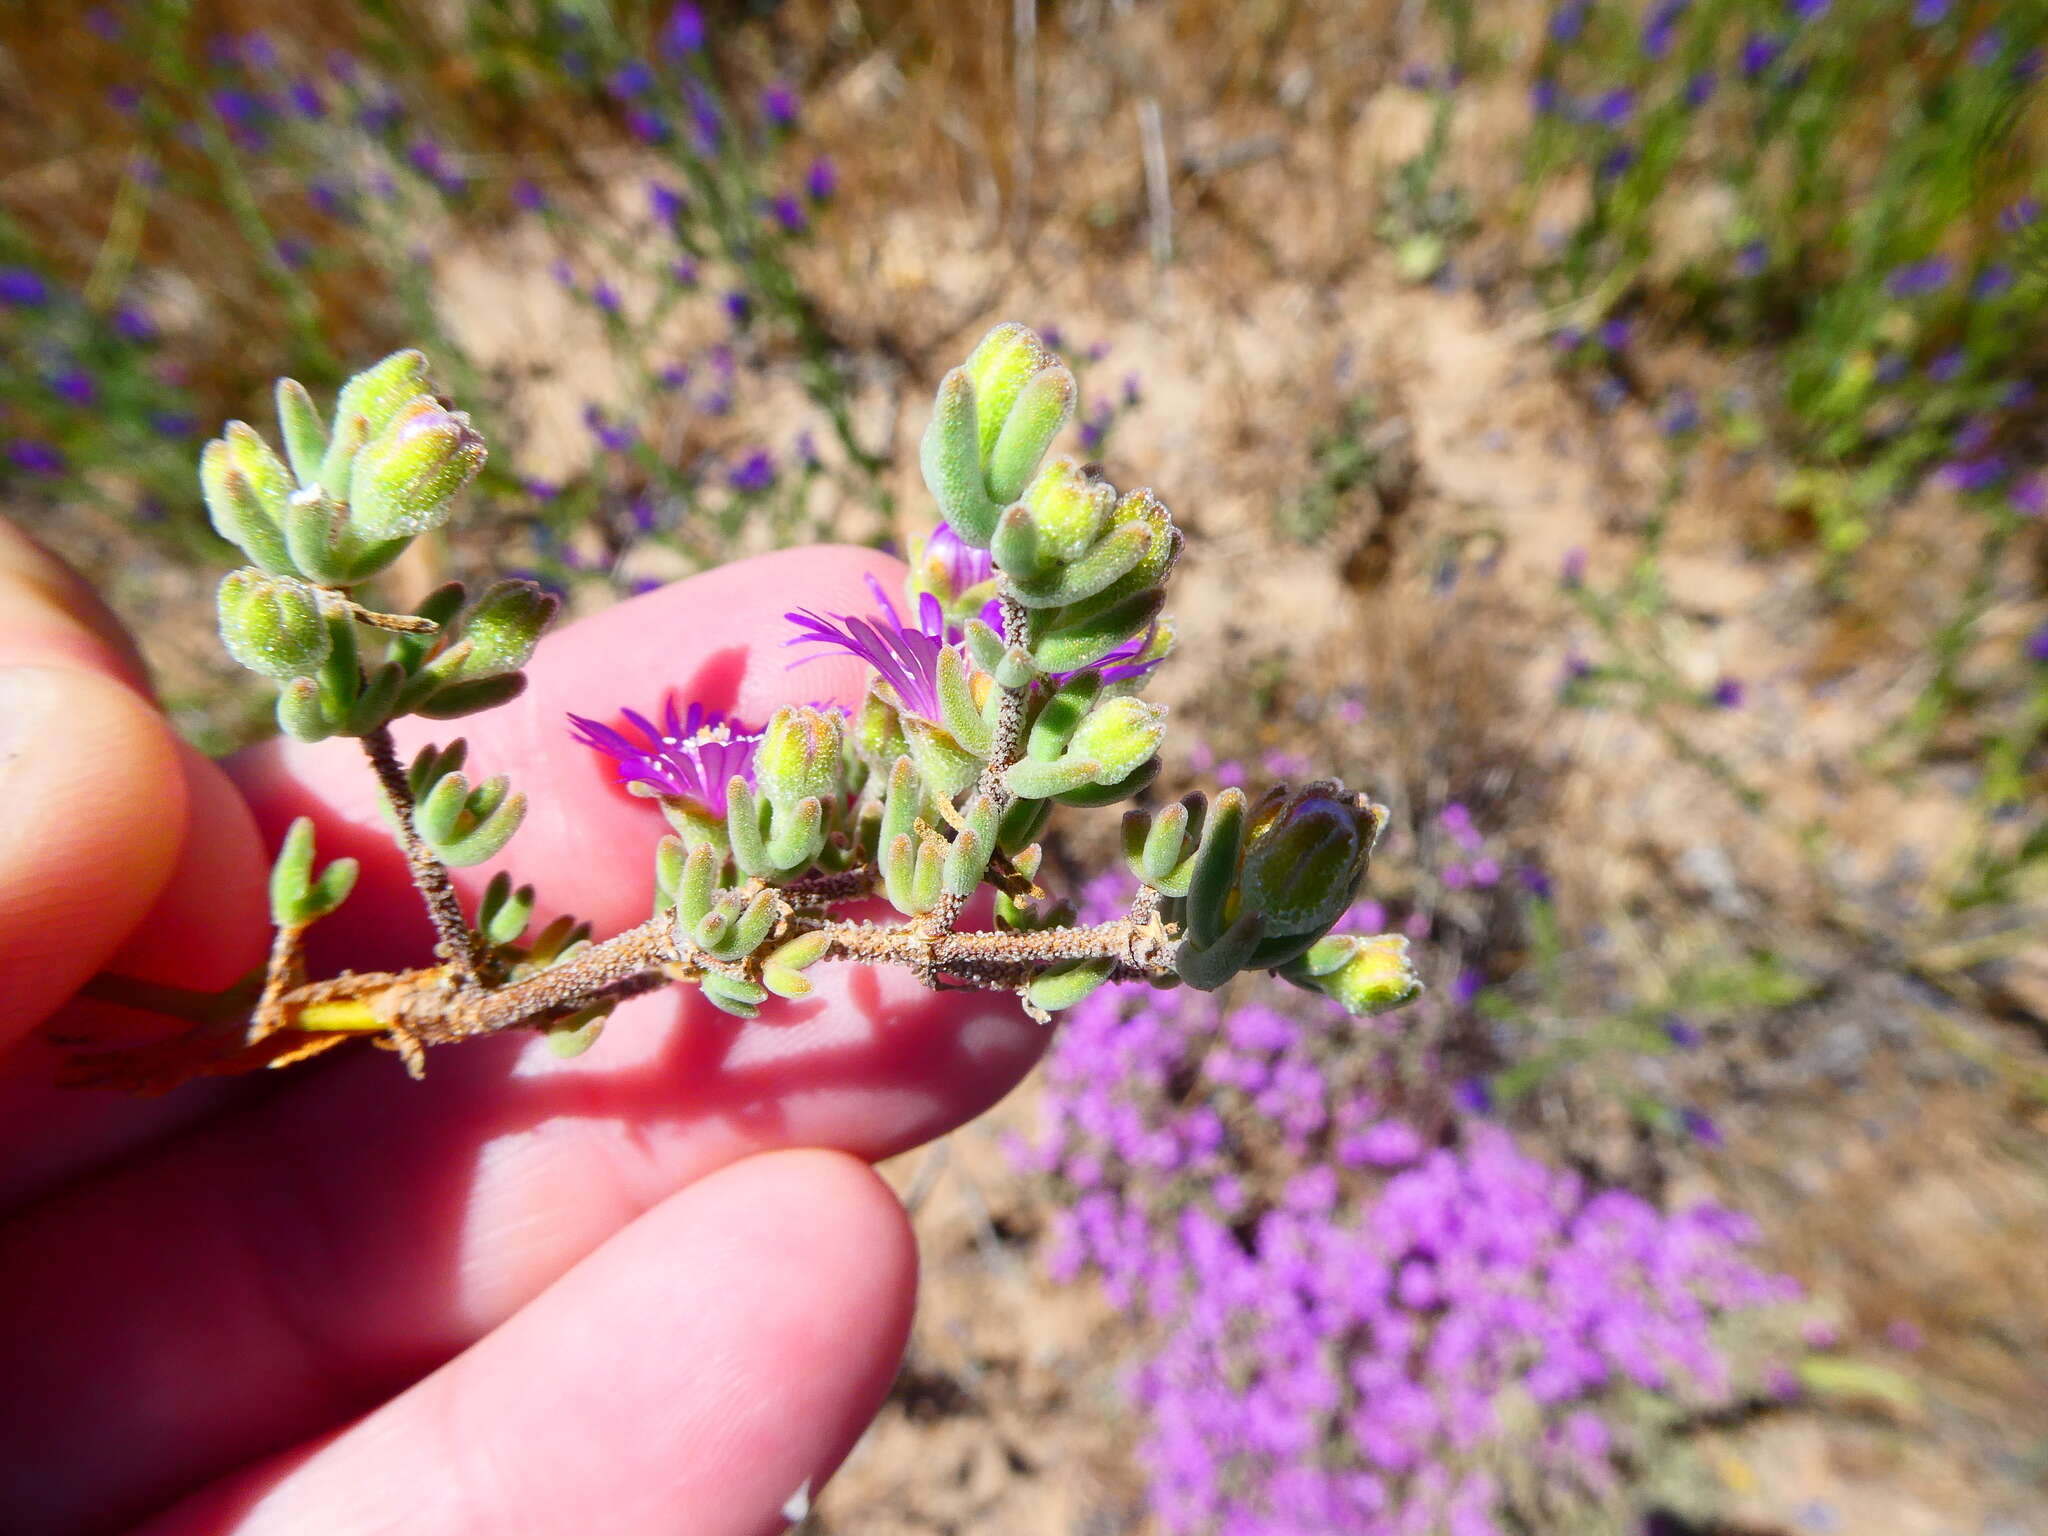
[216,569,331,679]
[1062,696,1166,786]
[330,349,432,443]
[200,435,295,575]
[456,579,558,678]
[348,398,487,540]
[1018,457,1113,564]
[756,704,844,808]
[1237,783,1381,937]
[1295,933,1423,1016]
[964,324,1076,498]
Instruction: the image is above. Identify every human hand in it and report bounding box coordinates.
[0,520,1043,1535]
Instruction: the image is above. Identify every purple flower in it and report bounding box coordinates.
[768,193,807,234]
[7,440,66,476]
[761,83,798,126]
[112,305,156,344]
[1886,256,1952,297]
[1518,865,1554,899]
[1661,389,1702,436]
[1532,77,1562,115]
[1452,1076,1493,1114]
[513,178,547,213]
[2026,622,2048,665]
[625,107,669,144]
[1941,456,2007,492]
[569,698,761,810]
[307,178,348,218]
[1597,316,1630,351]
[149,411,195,438]
[1740,32,1782,77]
[582,404,636,453]
[649,181,686,225]
[1787,0,1829,21]
[1596,145,1636,181]
[1590,88,1634,127]
[275,237,310,269]
[1974,264,2013,299]
[664,2,706,55]
[686,84,722,150]
[788,577,953,718]
[49,368,98,408]
[1912,0,1950,22]
[2011,476,2046,518]
[1684,68,1718,106]
[591,280,622,315]
[107,83,143,116]
[1710,676,1745,709]
[1643,0,1687,57]
[727,449,777,493]
[2001,196,2042,233]
[609,60,656,98]
[722,289,751,326]
[920,519,996,597]
[1549,0,1588,43]
[288,77,324,119]
[1926,349,1964,383]
[805,156,838,203]
[656,363,690,390]
[1665,1017,1703,1048]
[1682,1107,1723,1145]
[1969,27,2004,67]
[670,258,700,289]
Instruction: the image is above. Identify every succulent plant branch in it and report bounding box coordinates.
[360,724,489,984]
[58,327,1424,1095]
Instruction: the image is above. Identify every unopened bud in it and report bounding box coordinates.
[1018,457,1113,563]
[1064,696,1166,786]
[217,569,331,679]
[1237,783,1379,937]
[756,704,844,808]
[348,398,487,540]
[1312,934,1423,1016]
[456,579,558,679]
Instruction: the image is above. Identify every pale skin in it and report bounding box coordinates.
[0,519,1045,1536]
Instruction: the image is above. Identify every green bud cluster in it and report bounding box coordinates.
[920,323,1077,545]
[1279,932,1424,1016]
[389,739,527,867]
[207,353,556,745]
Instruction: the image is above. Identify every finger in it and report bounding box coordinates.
[137,1150,916,1536]
[0,521,268,1206]
[0,548,1043,1531]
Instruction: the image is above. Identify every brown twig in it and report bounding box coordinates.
[361,725,488,984]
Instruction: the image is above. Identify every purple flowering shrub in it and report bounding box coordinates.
[1020,882,1805,1534]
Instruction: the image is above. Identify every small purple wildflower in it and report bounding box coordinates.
[649,181,686,225]
[1710,676,1745,709]
[2011,476,2046,518]
[727,449,777,494]
[1941,456,2008,493]
[2001,196,2042,233]
[722,290,752,326]
[1968,27,2005,67]
[49,368,98,408]
[591,280,622,315]
[805,156,838,203]
[761,83,798,126]
[609,60,656,98]
[670,258,700,289]
[1787,0,1829,21]
[1591,88,1635,128]
[112,305,156,344]
[149,411,196,439]
[8,440,66,476]
[1974,265,2014,299]
[625,107,669,144]
[664,3,706,55]
[1926,349,1964,383]
[768,193,807,234]
[1596,144,1636,181]
[1682,1107,1723,1145]
[582,404,637,453]
[1549,0,1589,43]
[2025,622,2048,665]
[1643,0,1686,58]
[513,179,547,213]
[1886,256,1952,297]
[569,699,762,810]
[1684,68,1718,106]
[1665,1017,1704,1048]
[1740,32,1782,77]
[1912,0,1950,22]
[1532,77,1562,115]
